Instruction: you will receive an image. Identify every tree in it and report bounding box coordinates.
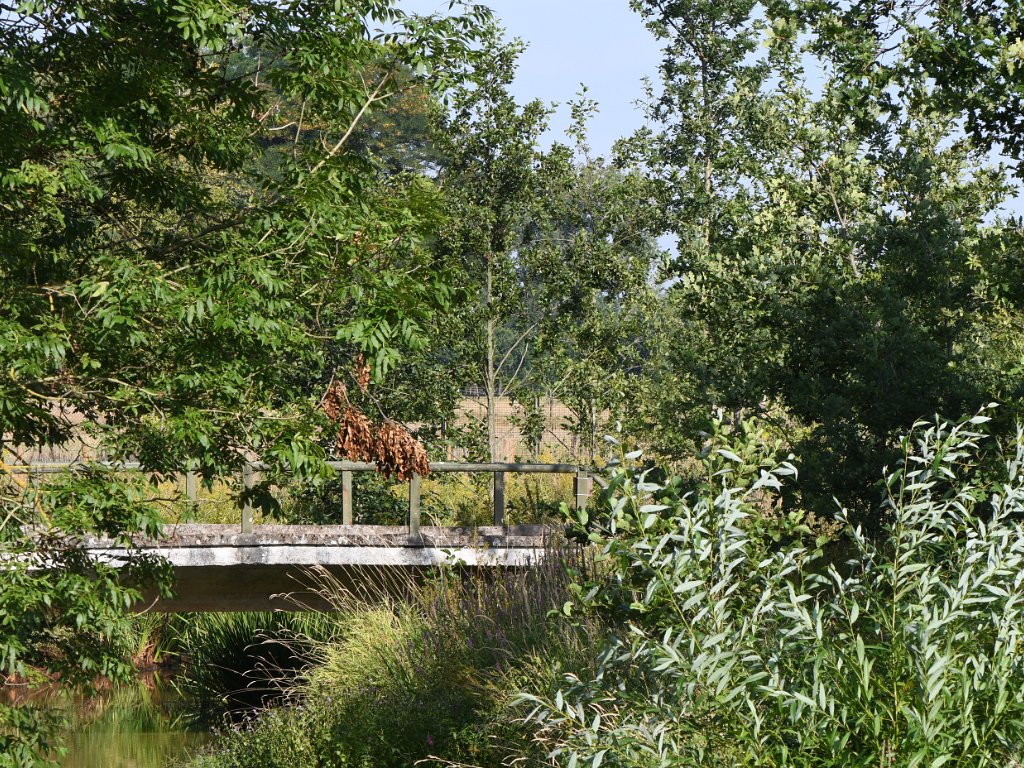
[786,0,1024,176]
[431,37,662,462]
[429,32,551,462]
[522,98,663,461]
[0,0,486,763]
[625,0,1024,520]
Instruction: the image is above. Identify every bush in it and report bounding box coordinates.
[523,409,1024,767]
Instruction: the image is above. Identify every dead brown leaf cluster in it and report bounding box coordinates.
[320,379,430,481]
[371,419,431,480]
[336,405,374,462]
[321,380,347,422]
[354,354,371,393]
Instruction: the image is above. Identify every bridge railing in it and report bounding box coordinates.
[7,460,593,536]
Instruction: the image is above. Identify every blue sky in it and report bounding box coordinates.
[400,1,662,157]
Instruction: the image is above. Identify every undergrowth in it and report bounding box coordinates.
[174,611,345,725]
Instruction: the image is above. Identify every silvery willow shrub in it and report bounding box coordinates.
[521,409,1024,767]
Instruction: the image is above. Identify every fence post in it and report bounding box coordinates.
[574,468,590,515]
[341,470,353,525]
[241,463,254,534]
[184,471,197,502]
[493,470,506,526]
[408,472,421,536]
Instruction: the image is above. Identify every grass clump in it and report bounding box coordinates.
[174,611,345,725]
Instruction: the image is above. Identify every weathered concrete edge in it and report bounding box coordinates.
[80,523,557,549]
[89,545,545,568]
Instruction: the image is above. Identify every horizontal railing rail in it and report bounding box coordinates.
[5,460,593,537]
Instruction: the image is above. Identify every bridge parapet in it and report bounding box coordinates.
[82,523,551,561]
[10,461,590,611]
[13,461,594,534]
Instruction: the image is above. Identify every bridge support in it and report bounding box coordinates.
[241,463,254,533]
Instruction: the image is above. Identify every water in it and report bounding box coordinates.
[24,680,213,768]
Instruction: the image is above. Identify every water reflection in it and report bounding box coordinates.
[19,677,211,768]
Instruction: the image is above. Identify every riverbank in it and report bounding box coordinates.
[183,554,598,767]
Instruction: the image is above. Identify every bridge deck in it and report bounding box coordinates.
[82,524,555,612]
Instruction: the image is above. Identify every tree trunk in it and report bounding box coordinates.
[485,255,498,463]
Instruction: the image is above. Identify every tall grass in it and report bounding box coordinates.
[173,611,345,725]
[188,543,600,767]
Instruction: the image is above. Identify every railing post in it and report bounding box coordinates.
[241,463,254,534]
[574,468,590,515]
[341,470,353,526]
[493,470,505,526]
[408,472,421,536]
[185,471,197,502]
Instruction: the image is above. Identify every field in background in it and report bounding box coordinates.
[450,395,591,461]
[8,397,595,466]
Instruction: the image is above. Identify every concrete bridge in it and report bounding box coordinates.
[83,523,554,611]
[16,460,592,611]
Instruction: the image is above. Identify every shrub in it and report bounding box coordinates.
[522,409,1024,767]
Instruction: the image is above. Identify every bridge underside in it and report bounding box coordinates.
[83,524,554,612]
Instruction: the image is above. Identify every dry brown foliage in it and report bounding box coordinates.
[371,420,430,480]
[321,380,347,422]
[353,354,371,393]
[320,379,430,481]
[336,406,374,463]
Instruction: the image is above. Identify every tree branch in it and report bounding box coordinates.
[308,71,393,176]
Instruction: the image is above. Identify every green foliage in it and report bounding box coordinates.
[0,1,490,763]
[524,410,1024,766]
[0,473,174,679]
[0,707,65,768]
[778,0,1024,175]
[281,462,573,526]
[282,472,408,526]
[430,35,662,462]
[624,0,1024,521]
[175,611,344,725]
[0,470,173,767]
[388,470,572,526]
